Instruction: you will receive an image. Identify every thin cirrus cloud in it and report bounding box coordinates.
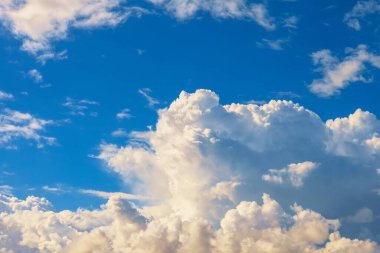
[308,45,380,97]
[344,0,380,31]
[138,88,160,108]
[1,89,380,252]
[63,97,99,116]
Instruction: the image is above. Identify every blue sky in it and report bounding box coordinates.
[1,0,380,252]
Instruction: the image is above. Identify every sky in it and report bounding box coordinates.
[1,0,380,252]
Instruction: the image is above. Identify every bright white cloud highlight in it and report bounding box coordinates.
[0,108,55,149]
[1,192,379,252]
[1,89,380,252]
[309,45,380,97]
[0,0,144,60]
[262,161,319,187]
[344,0,380,30]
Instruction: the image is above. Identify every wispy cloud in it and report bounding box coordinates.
[79,189,148,200]
[0,0,146,61]
[27,69,43,83]
[344,0,380,31]
[0,108,56,149]
[256,38,288,51]
[63,97,99,116]
[138,88,160,108]
[111,128,128,137]
[116,108,132,119]
[309,45,380,97]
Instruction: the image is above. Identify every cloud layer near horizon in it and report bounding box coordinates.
[1,89,380,252]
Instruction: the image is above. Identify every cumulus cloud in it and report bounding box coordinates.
[2,89,380,251]
[0,108,55,149]
[1,192,379,252]
[344,0,380,31]
[262,161,319,187]
[309,45,380,97]
[0,0,145,60]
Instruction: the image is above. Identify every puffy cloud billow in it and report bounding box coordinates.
[1,89,380,252]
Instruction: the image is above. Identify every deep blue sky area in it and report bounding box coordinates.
[0,0,380,237]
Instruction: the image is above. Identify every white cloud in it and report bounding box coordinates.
[79,189,148,200]
[27,69,43,83]
[262,161,319,187]
[116,108,132,119]
[138,88,160,108]
[98,90,380,223]
[0,91,13,101]
[1,89,380,251]
[347,207,374,224]
[309,45,380,97]
[256,38,287,51]
[111,128,128,137]
[344,0,380,31]
[0,0,145,60]
[0,108,55,149]
[63,97,98,116]
[147,0,275,30]
[0,192,378,252]
[326,109,380,159]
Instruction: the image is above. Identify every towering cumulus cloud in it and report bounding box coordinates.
[1,90,380,252]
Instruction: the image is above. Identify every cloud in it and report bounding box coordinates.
[1,89,380,251]
[116,108,132,119]
[0,192,378,252]
[111,128,128,137]
[347,207,374,224]
[63,97,99,116]
[309,45,380,97]
[344,0,380,31]
[256,38,288,51]
[147,0,275,30]
[282,15,298,28]
[138,88,160,108]
[0,0,145,60]
[79,189,148,200]
[0,108,55,149]
[262,161,319,187]
[0,90,13,101]
[98,90,380,225]
[26,69,43,83]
